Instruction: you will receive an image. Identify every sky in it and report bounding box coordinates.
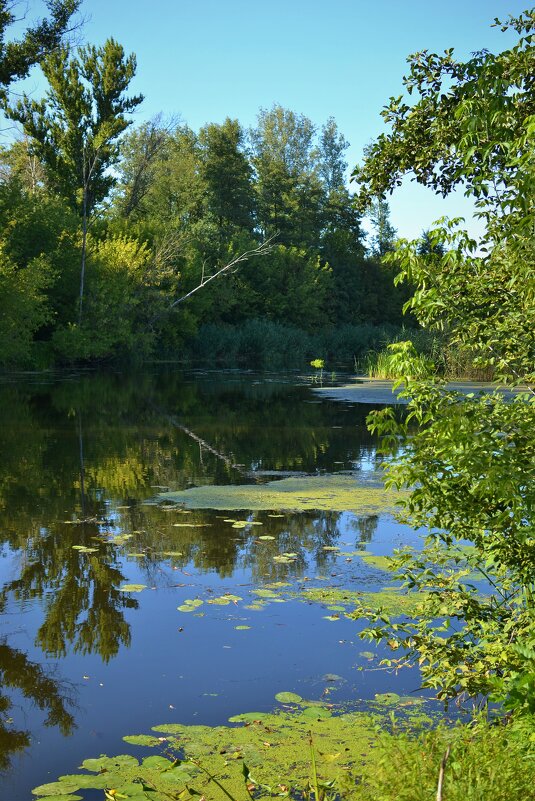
[13,0,530,239]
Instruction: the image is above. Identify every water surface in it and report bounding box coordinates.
[0,370,421,799]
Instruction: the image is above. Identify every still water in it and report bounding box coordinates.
[0,370,422,800]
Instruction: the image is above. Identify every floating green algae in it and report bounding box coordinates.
[156,474,400,513]
[33,694,437,801]
[359,552,394,572]
[299,586,424,617]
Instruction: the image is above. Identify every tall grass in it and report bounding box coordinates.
[355,715,535,801]
[184,320,419,370]
[182,319,496,379]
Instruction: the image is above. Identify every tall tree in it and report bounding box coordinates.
[198,118,255,236]
[250,104,320,245]
[318,116,349,192]
[0,0,80,103]
[8,39,143,323]
[368,196,397,257]
[115,114,177,220]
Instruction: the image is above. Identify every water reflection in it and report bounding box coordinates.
[0,642,76,770]
[0,370,385,778]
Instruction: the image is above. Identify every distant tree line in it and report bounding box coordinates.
[0,6,413,367]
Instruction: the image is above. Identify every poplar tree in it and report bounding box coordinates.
[8,38,143,322]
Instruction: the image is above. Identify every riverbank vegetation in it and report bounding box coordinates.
[358,2,534,719]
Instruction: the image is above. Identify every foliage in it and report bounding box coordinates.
[352,10,535,712]
[364,341,434,379]
[51,233,154,361]
[7,38,143,214]
[31,709,535,801]
[0,89,413,366]
[185,320,416,369]
[368,197,397,257]
[356,714,535,801]
[365,377,535,707]
[0,0,80,103]
[0,246,52,364]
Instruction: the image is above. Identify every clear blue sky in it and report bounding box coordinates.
[18,1,531,239]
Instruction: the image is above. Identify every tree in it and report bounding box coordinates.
[114,114,177,220]
[198,118,255,237]
[353,10,535,712]
[7,38,143,323]
[368,196,397,257]
[250,104,320,245]
[318,116,349,192]
[0,0,80,103]
[417,228,445,257]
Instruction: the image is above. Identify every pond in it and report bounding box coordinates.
[0,369,427,800]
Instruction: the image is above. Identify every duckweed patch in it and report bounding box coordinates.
[174,578,422,621]
[156,474,400,513]
[359,552,394,572]
[298,586,424,617]
[32,693,449,801]
[33,711,535,801]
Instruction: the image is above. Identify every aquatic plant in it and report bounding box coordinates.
[156,474,400,514]
[32,707,535,801]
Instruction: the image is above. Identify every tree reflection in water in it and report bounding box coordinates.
[0,642,76,771]
[0,370,384,771]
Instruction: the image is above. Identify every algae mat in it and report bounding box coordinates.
[31,705,391,801]
[157,473,399,513]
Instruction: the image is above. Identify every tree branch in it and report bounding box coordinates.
[150,235,276,325]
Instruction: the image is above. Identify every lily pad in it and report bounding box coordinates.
[32,784,81,797]
[34,796,82,801]
[123,734,161,747]
[81,755,139,772]
[300,705,332,719]
[275,691,303,704]
[228,712,265,723]
[207,594,242,606]
[252,589,280,598]
[119,584,147,593]
[178,599,203,612]
[374,692,401,706]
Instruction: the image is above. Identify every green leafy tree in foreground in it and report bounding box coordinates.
[353,9,535,712]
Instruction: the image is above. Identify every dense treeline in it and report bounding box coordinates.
[0,28,412,368]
